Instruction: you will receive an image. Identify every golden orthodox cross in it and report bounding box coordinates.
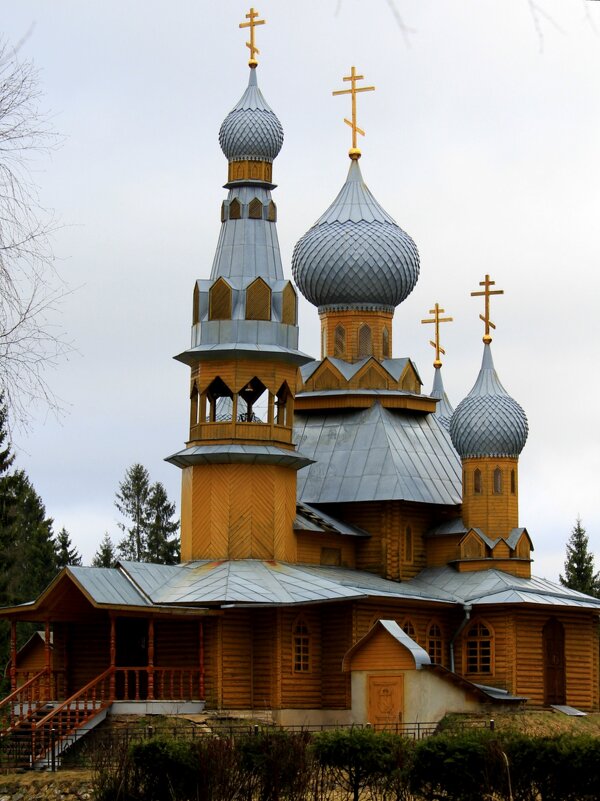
[332,66,375,159]
[239,7,265,67]
[471,274,504,343]
[421,303,453,368]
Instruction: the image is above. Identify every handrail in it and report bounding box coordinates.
[0,668,52,731]
[34,666,114,730]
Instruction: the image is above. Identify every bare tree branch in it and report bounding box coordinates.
[0,36,70,431]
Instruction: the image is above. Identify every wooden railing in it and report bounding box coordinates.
[0,668,65,731]
[190,420,293,445]
[115,667,203,701]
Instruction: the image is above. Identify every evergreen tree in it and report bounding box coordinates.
[55,526,82,569]
[560,518,600,598]
[92,533,118,568]
[116,464,151,561]
[146,481,180,564]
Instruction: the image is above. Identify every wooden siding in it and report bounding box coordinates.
[154,621,199,667]
[462,458,520,541]
[280,607,322,708]
[66,618,109,693]
[296,532,356,568]
[427,536,461,567]
[350,628,416,671]
[221,609,253,708]
[252,609,276,709]
[320,603,352,709]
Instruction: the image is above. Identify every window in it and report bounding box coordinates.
[402,619,416,640]
[220,202,226,223]
[466,621,493,674]
[293,618,310,672]
[320,547,341,566]
[282,283,297,325]
[238,376,268,422]
[358,324,373,358]
[493,468,502,495]
[229,198,241,220]
[246,278,271,321]
[267,200,277,222]
[249,198,263,219]
[427,622,443,665]
[404,526,413,564]
[334,325,346,358]
[321,327,327,359]
[275,382,292,427]
[190,382,199,428]
[206,377,233,423]
[193,283,200,325]
[382,327,390,359]
[510,469,516,494]
[209,278,232,320]
[474,468,482,495]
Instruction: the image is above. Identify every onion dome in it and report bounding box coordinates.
[219,68,283,163]
[450,344,528,458]
[292,159,419,309]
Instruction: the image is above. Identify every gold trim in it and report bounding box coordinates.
[470,274,503,344]
[239,7,266,67]
[421,302,453,368]
[332,66,375,159]
[228,160,273,183]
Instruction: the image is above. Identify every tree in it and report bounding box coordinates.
[54,526,82,569]
[115,464,179,564]
[0,36,67,429]
[559,518,600,598]
[92,532,118,568]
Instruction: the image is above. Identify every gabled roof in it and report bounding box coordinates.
[294,401,462,506]
[342,619,431,671]
[294,503,369,538]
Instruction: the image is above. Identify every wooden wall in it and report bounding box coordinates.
[296,532,356,568]
[66,617,110,693]
[154,620,199,667]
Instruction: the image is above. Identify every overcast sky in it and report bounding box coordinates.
[2,1,599,580]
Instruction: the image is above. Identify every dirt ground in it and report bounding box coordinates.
[441,708,600,737]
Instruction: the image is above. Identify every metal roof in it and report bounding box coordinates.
[295,502,369,538]
[67,566,153,607]
[431,366,454,430]
[294,401,462,506]
[166,443,313,470]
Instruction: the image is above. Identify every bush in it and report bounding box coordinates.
[128,736,197,801]
[238,729,314,801]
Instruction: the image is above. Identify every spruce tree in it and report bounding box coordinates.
[116,464,151,561]
[55,527,82,569]
[146,481,180,564]
[92,533,118,568]
[560,518,600,598]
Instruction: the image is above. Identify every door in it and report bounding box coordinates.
[543,617,566,706]
[367,674,404,728]
[116,618,148,700]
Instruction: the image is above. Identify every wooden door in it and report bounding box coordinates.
[367,675,403,728]
[543,618,566,706]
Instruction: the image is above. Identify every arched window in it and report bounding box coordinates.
[334,325,346,358]
[246,278,271,321]
[209,278,232,320]
[382,327,390,359]
[510,469,516,494]
[220,202,226,223]
[321,327,327,359]
[190,382,199,428]
[267,200,277,222]
[249,198,263,219]
[402,619,416,640]
[465,621,493,674]
[238,376,268,422]
[293,617,310,673]
[427,622,443,665]
[282,283,297,325]
[404,526,413,564]
[206,377,233,423]
[358,324,373,358]
[275,382,292,427]
[229,198,241,220]
[193,283,200,325]
[474,468,482,495]
[493,468,503,495]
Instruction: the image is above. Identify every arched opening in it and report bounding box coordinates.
[493,467,503,495]
[209,278,232,320]
[229,198,241,220]
[402,619,416,640]
[275,381,293,427]
[267,200,277,222]
[245,278,271,321]
[543,618,566,705]
[334,325,346,358]
[192,283,200,325]
[238,377,268,422]
[248,197,263,219]
[465,620,493,674]
[511,469,516,494]
[281,283,297,325]
[293,617,310,673]
[382,327,390,359]
[427,622,443,665]
[321,327,327,359]
[189,382,199,429]
[220,202,226,223]
[474,468,482,495]
[206,377,234,423]
[358,324,373,358]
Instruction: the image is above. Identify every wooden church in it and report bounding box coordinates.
[1,8,599,747]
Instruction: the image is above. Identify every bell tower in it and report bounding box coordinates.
[168,9,312,563]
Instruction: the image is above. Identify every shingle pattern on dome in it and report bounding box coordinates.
[219,68,283,163]
[449,344,528,459]
[431,366,454,431]
[292,160,419,308]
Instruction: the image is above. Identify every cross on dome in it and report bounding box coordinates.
[239,7,266,67]
[471,274,503,344]
[332,66,375,159]
[421,302,453,368]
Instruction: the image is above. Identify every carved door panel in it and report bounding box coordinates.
[543,618,566,706]
[367,675,403,728]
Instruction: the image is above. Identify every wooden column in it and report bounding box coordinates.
[199,620,205,699]
[10,620,17,692]
[44,620,51,700]
[147,619,155,700]
[109,615,116,699]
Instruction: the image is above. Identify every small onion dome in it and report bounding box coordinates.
[292,159,419,309]
[219,68,283,163]
[450,344,528,459]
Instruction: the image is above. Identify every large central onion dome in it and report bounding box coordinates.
[292,159,419,309]
[219,68,283,163]
[450,344,528,458]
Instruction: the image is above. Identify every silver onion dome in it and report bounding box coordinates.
[292,159,419,309]
[450,344,528,459]
[219,68,283,163]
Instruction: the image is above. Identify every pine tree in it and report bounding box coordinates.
[146,481,180,564]
[55,526,82,569]
[116,464,151,561]
[92,533,118,568]
[560,518,600,598]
